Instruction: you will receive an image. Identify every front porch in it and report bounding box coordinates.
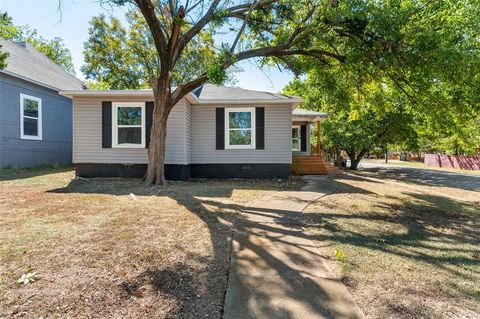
[292,155,340,175]
[291,109,340,175]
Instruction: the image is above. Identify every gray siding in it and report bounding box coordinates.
[184,102,192,163]
[292,121,311,157]
[0,73,72,168]
[73,97,188,164]
[191,104,292,164]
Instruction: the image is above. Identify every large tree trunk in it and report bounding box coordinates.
[144,76,173,186]
[347,149,367,170]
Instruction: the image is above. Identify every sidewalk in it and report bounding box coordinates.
[223,176,364,319]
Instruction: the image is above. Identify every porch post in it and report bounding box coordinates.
[317,120,321,157]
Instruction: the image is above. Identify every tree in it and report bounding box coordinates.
[82,10,235,89]
[97,0,348,185]
[284,0,480,163]
[320,107,416,169]
[0,11,75,73]
[0,44,8,69]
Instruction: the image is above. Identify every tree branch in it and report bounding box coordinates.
[230,0,258,53]
[168,5,185,60]
[133,0,168,57]
[234,47,346,64]
[226,0,277,16]
[171,74,208,105]
[175,0,221,60]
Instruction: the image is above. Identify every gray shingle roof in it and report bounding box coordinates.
[193,83,299,100]
[0,39,86,91]
[292,108,328,117]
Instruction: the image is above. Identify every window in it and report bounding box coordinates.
[292,125,301,151]
[20,94,42,140]
[225,108,255,149]
[112,102,145,148]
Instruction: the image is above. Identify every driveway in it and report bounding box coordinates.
[359,162,480,191]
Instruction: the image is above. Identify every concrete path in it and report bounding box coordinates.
[223,176,364,319]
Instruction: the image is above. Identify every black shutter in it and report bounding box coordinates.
[300,124,307,152]
[145,101,154,148]
[216,108,225,150]
[102,101,112,148]
[255,107,265,149]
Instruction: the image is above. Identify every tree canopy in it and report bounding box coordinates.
[284,0,480,165]
[82,10,238,89]
[0,11,75,74]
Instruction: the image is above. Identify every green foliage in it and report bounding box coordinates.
[206,47,231,85]
[0,11,75,73]
[82,13,143,89]
[82,10,237,89]
[320,107,416,167]
[283,0,480,158]
[0,44,8,69]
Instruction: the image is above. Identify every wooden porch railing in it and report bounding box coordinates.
[310,144,328,159]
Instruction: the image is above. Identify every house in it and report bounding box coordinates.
[60,84,333,180]
[0,39,86,168]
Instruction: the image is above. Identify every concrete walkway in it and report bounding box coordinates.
[223,176,364,319]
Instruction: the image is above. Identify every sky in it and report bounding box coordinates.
[1,0,295,93]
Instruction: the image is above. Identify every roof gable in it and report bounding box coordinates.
[0,39,86,91]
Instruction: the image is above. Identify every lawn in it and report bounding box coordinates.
[304,173,480,319]
[0,166,301,318]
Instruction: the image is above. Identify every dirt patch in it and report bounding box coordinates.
[0,167,301,318]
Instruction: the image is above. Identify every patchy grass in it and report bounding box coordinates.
[304,173,480,319]
[362,159,480,175]
[0,167,301,318]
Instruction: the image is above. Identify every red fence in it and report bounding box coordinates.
[424,154,480,170]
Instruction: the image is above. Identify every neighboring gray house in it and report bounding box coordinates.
[0,40,85,168]
[61,84,331,180]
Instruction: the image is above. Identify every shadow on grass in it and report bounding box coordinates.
[357,166,480,192]
[305,177,480,281]
[46,174,479,318]
[0,165,73,181]
[120,263,216,317]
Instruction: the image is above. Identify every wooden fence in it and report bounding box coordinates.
[424,154,480,170]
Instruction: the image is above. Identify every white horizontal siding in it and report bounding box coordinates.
[184,102,192,163]
[191,104,292,164]
[73,97,187,164]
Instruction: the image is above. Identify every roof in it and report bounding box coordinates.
[292,108,328,121]
[0,39,86,91]
[193,83,300,101]
[60,84,303,107]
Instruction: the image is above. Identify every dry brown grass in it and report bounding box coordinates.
[304,173,480,319]
[0,167,301,318]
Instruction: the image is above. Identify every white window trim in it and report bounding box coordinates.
[225,107,256,150]
[20,94,42,140]
[112,102,145,148]
[292,125,301,151]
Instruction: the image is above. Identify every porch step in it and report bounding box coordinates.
[292,156,341,175]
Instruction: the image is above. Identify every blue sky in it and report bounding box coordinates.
[1,0,294,92]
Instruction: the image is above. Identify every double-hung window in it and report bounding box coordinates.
[225,108,255,149]
[20,94,42,140]
[292,125,301,151]
[112,102,145,148]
